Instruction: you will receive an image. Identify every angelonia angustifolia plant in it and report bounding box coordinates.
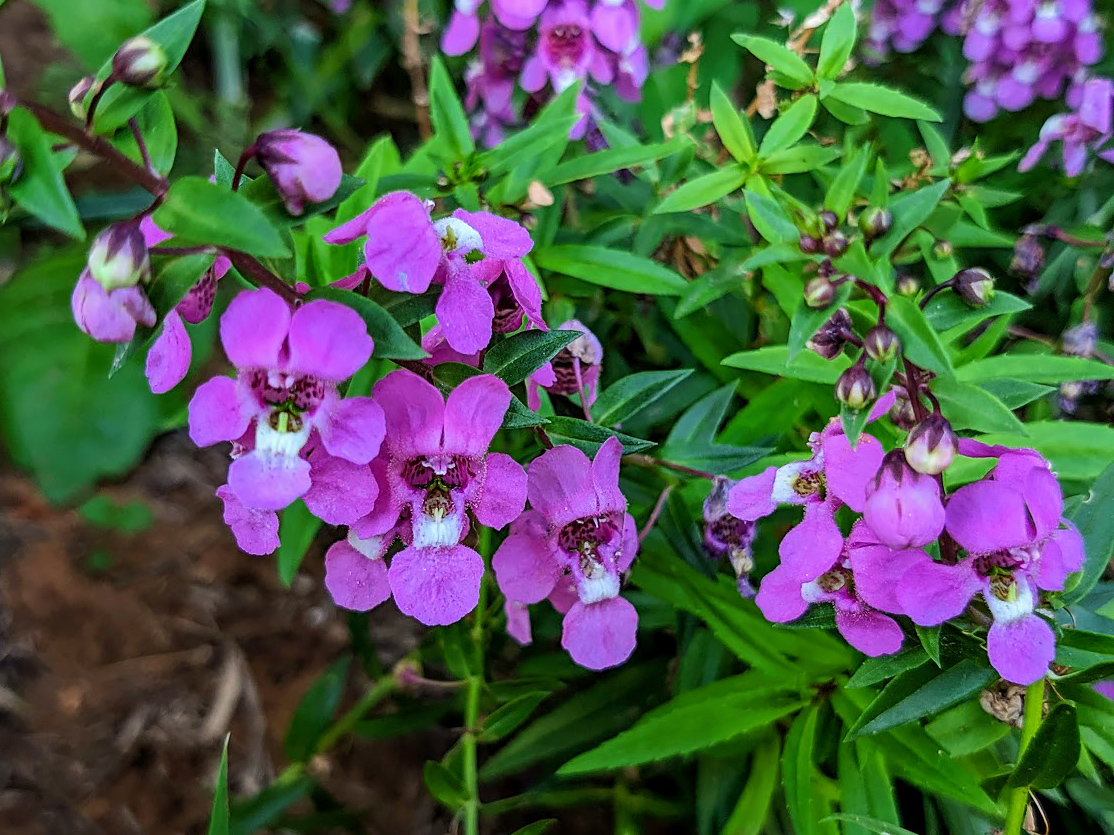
[4,1,1114,834]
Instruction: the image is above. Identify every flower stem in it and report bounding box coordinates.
[462,576,487,835]
[623,453,716,481]
[1003,677,1044,835]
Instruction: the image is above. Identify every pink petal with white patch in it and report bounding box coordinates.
[227,448,312,510]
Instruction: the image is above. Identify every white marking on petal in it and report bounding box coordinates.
[347,528,386,560]
[254,414,312,460]
[578,571,620,604]
[412,506,465,549]
[433,217,483,255]
[984,578,1035,624]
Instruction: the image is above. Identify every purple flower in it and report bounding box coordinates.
[473,255,546,334]
[324,193,533,354]
[254,130,343,215]
[71,270,156,343]
[188,288,386,514]
[339,369,528,626]
[493,437,639,670]
[520,0,607,94]
[527,319,602,411]
[862,449,946,548]
[1019,76,1114,175]
[702,476,757,597]
[892,448,1085,684]
[863,0,948,63]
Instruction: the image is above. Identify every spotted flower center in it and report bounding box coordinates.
[403,455,478,490]
[791,469,825,499]
[490,275,524,334]
[816,567,851,594]
[973,547,1035,601]
[249,369,327,414]
[545,24,587,68]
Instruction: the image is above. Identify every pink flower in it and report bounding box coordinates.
[188,288,385,516]
[493,437,639,670]
[71,270,156,343]
[331,369,527,626]
[324,192,533,354]
[254,130,343,215]
[1019,76,1114,176]
[527,319,602,411]
[521,0,610,95]
[862,449,946,548]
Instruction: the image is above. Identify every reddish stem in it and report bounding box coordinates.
[223,250,300,305]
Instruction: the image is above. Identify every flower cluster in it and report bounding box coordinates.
[441,0,662,145]
[1019,76,1114,175]
[863,0,950,63]
[725,403,1084,685]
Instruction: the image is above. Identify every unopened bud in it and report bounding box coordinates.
[932,240,954,259]
[904,413,957,475]
[1062,322,1098,357]
[254,129,343,215]
[68,76,101,119]
[953,267,994,306]
[888,386,919,430]
[808,309,854,360]
[859,207,893,242]
[87,222,150,290]
[819,210,840,232]
[835,364,876,410]
[804,276,837,309]
[799,234,821,254]
[0,137,21,185]
[112,36,168,89]
[864,324,901,363]
[896,274,920,296]
[817,258,838,279]
[824,230,849,258]
[1010,234,1045,282]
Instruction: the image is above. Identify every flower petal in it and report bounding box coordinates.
[220,288,291,369]
[987,614,1055,685]
[388,544,485,626]
[145,309,192,394]
[561,597,638,670]
[372,369,445,457]
[443,374,511,457]
[1036,523,1086,591]
[834,601,904,657]
[228,449,311,510]
[217,485,279,555]
[1022,464,1063,540]
[452,209,533,258]
[324,540,392,611]
[474,452,527,528]
[527,444,596,526]
[755,564,808,622]
[725,467,778,521]
[316,394,386,465]
[505,600,533,645]
[188,376,254,447]
[287,300,374,380]
[492,531,561,603]
[618,513,638,573]
[822,430,883,512]
[436,264,495,355]
[303,451,380,525]
[590,436,626,514]
[895,556,981,626]
[847,523,927,615]
[945,480,1034,553]
[779,502,843,582]
[503,259,546,329]
[363,192,441,293]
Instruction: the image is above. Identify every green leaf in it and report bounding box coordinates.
[508,822,556,835]
[817,2,857,79]
[870,179,951,258]
[1006,703,1081,790]
[112,91,176,174]
[824,147,869,217]
[957,354,1114,384]
[276,500,321,587]
[925,700,1010,757]
[28,0,153,69]
[228,778,315,835]
[208,736,231,835]
[884,295,954,378]
[543,417,654,456]
[760,143,842,175]
[533,244,687,295]
[1063,461,1114,605]
[787,282,854,363]
[304,287,427,360]
[481,86,578,178]
[924,291,1031,335]
[930,377,1025,435]
[153,176,289,257]
[916,624,942,665]
[711,81,756,163]
[848,649,929,689]
[828,82,942,121]
[546,137,684,185]
[145,253,213,316]
[824,815,919,835]
[744,190,799,243]
[423,761,468,810]
[723,346,851,384]
[483,329,580,385]
[758,95,818,157]
[428,57,475,160]
[592,370,693,426]
[558,674,803,775]
[731,34,814,88]
[654,165,748,214]
[92,0,207,132]
[720,735,781,835]
[239,172,365,227]
[848,660,993,738]
[430,362,547,429]
[782,705,820,835]
[6,108,84,238]
[284,657,350,762]
[479,693,551,743]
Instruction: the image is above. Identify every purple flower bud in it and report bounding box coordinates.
[804,276,838,309]
[112,36,169,89]
[904,413,957,475]
[864,324,901,363]
[824,230,849,258]
[836,363,877,410]
[888,385,919,430]
[859,207,893,242]
[87,222,150,290]
[896,274,920,296]
[817,258,838,279]
[1010,234,1045,282]
[863,449,945,548]
[1062,321,1098,356]
[254,130,343,215]
[953,267,995,306]
[819,210,840,232]
[799,234,822,254]
[0,137,21,185]
[702,476,756,598]
[68,76,101,120]
[807,308,854,360]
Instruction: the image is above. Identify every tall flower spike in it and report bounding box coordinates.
[493,437,639,670]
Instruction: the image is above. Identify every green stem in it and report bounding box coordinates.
[463,568,489,835]
[1003,677,1045,835]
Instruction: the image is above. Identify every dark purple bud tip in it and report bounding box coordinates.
[859,207,892,241]
[804,276,837,309]
[887,385,919,430]
[819,210,840,231]
[823,230,849,258]
[953,267,995,307]
[0,137,22,185]
[807,308,854,360]
[864,324,901,363]
[87,221,150,290]
[904,413,957,475]
[68,76,101,120]
[112,36,169,89]
[799,234,821,254]
[1009,234,1045,281]
[835,364,877,410]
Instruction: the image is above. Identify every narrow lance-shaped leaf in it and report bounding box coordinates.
[759,95,819,157]
[654,165,748,214]
[6,108,84,239]
[817,2,857,80]
[592,370,693,426]
[731,34,814,89]
[711,81,757,163]
[828,81,943,122]
[533,245,688,295]
[428,56,476,161]
[1005,702,1081,790]
[482,329,580,385]
[153,176,290,257]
